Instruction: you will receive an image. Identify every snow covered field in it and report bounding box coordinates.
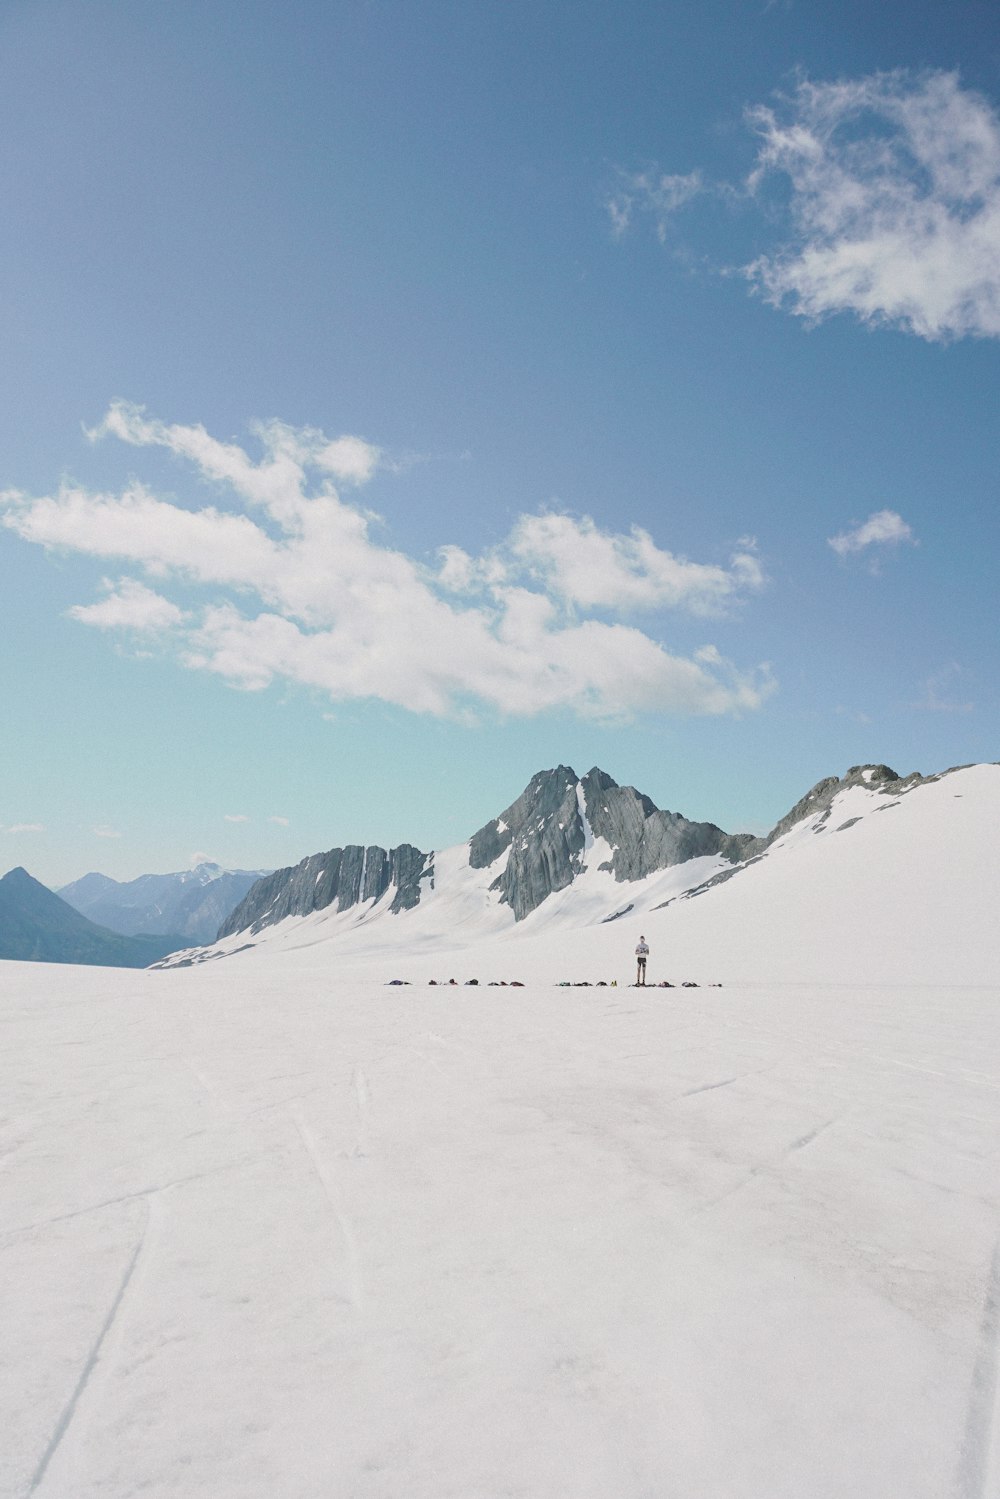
[4,965,999,1498]
[4,764,1000,1497]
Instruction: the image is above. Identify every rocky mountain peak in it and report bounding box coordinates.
[468,764,580,874]
[468,764,755,922]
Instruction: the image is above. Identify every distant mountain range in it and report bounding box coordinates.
[59,862,271,945]
[0,868,185,967]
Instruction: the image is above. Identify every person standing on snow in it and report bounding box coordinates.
[635,936,649,986]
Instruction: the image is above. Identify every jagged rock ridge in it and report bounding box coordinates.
[469,765,758,921]
[220,764,762,941]
[217,843,432,938]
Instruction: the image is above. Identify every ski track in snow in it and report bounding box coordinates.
[675,1061,776,1101]
[25,1197,156,1496]
[698,1114,841,1215]
[2,1153,271,1241]
[679,1074,739,1098]
[352,1064,370,1156]
[958,1236,1000,1499]
[291,1102,365,1312]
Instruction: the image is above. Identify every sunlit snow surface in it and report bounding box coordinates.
[4,766,1000,1498]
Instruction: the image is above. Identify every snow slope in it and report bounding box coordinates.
[3,763,1000,1498]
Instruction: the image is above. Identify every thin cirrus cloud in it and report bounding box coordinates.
[607,169,705,242]
[6,823,44,834]
[0,401,774,723]
[827,509,916,558]
[93,825,122,839]
[612,69,1000,342]
[911,663,974,714]
[224,814,251,823]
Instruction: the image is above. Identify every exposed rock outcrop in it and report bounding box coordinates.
[468,764,757,921]
[653,763,927,908]
[217,842,433,938]
[761,764,908,848]
[580,767,760,880]
[469,766,587,921]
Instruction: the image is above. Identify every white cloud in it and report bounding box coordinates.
[68,577,187,632]
[224,814,250,823]
[6,823,44,834]
[745,70,1000,340]
[87,401,381,508]
[607,169,705,242]
[2,405,775,723]
[268,815,290,826]
[828,509,916,557]
[93,825,122,839]
[311,434,380,484]
[510,514,764,615]
[190,851,216,867]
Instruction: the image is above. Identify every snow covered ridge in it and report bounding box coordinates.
[158,760,995,981]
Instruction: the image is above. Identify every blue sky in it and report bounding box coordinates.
[2,0,999,886]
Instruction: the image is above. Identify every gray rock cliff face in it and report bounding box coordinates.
[579,767,759,881]
[469,766,586,922]
[468,765,756,921]
[217,842,432,938]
